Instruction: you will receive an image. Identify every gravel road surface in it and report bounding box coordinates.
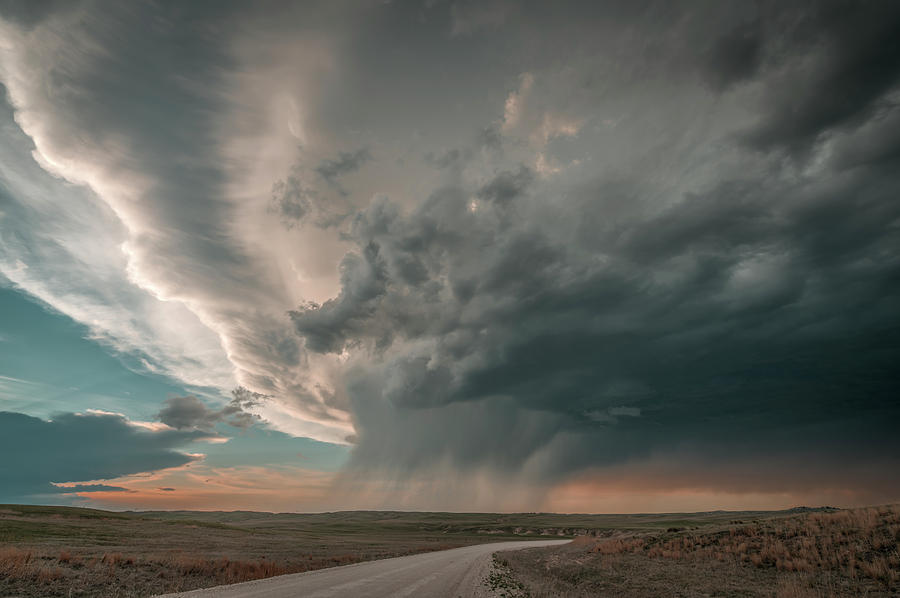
[156,540,569,598]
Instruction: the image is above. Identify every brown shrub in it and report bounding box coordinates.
[593,537,645,554]
[158,554,295,583]
[101,552,123,566]
[775,576,821,598]
[34,565,66,582]
[0,546,33,576]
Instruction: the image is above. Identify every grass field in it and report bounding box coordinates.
[496,504,900,597]
[0,503,866,597]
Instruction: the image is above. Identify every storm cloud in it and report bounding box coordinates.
[1,1,898,509]
[305,152,900,484]
[289,1,900,499]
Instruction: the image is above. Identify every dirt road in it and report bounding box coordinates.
[156,540,568,598]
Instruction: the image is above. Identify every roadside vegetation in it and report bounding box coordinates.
[497,504,900,597]
[0,546,360,597]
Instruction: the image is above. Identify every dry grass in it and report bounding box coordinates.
[0,511,472,598]
[0,546,34,578]
[591,504,900,587]
[0,545,391,596]
[499,504,900,597]
[0,547,68,585]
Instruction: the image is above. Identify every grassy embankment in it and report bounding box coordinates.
[1,504,798,597]
[496,504,900,597]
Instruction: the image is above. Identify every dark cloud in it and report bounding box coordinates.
[290,241,389,354]
[158,487,176,492]
[157,396,219,431]
[315,148,371,194]
[0,0,74,28]
[448,0,515,36]
[270,173,313,227]
[477,166,533,206]
[270,165,353,229]
[424,148,466,171]
[702,21,762,91]
[740,2,900,154]
[289,1,900,494]
[62,484,133,493]
[157,390,262,432]
[477,126,503,152]
[0,411,204,502]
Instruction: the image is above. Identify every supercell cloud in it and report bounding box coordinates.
[0,1,898,510]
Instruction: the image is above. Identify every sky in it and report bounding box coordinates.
[0,0,898,513]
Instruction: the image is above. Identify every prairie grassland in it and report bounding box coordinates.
[0,505,481,597]
[1,503,745,597]
[498,504,900,597]
[0,503,865,597]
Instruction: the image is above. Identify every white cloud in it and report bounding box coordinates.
[0,9,353,441]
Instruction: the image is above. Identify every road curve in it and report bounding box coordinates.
[156,540,568,598]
